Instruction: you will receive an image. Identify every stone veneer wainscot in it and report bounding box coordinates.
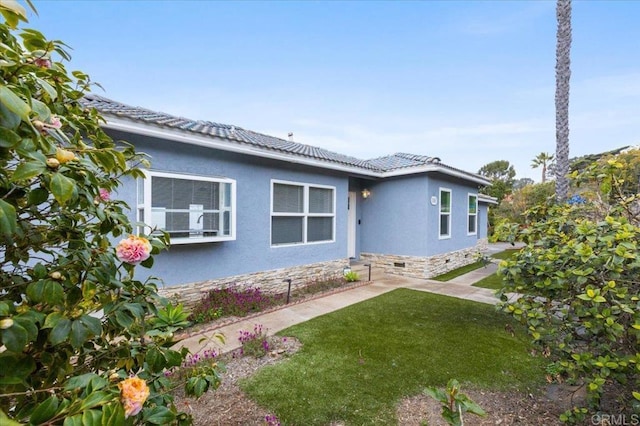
[159,258,349,308]
[360,239,489,279]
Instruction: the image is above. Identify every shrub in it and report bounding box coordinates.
[190,287,283,324]
[0,4,219,423]
[344,271,360,282]
[498,157,640,422]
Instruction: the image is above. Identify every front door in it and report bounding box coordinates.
[347,191,357,258]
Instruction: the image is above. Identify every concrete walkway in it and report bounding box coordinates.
[176,244,521,356]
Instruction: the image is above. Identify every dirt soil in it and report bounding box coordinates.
[174,335,577,426]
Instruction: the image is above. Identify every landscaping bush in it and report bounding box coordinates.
[498,155,640,422]
[189,287,284,324]
[0,4,219,423]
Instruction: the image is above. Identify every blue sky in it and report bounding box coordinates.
[30,1,639,181]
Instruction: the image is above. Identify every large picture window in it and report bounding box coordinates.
[468,194,477,235]
[138,171,236,244]
[439,188,451,239]
[271,180,335,246]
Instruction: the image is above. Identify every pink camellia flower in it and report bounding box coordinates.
[48,115,62,129]
[116,235,151,265]
[98,188,111,202]
[34,57,52,68]
[118,376,150,418]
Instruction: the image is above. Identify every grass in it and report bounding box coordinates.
[432,248,521,283]
[431,260,485,281]
[472,249,521,290]
[241,289,545,425]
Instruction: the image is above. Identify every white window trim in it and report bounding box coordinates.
[270,179,336,247]
[439,187,452,240]
[467,193,478,236]
[138,170,236,245]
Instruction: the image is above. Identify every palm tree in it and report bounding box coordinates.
[532,152,555,183]
[555,0,572,201]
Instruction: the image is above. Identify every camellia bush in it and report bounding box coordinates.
[498,155,640,422]
[1,3,219,424]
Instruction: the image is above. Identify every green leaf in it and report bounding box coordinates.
[11,160,46,182]
[32,97,51,120]
[0,127,20,147]
[28,187,49,205]
[43,312,64,329]
[145,347,166,373]
[63,414,84,426]
[81,409,102,426]
[0,322,28,352]
[0,302,9,316]
[0,85,30,121]
[79,315,102,336]
[70,320,90,349]
[633,391,640,401]
[30,395,59,425]
[0,100,21,129]
[144,406,176,425]
[36,77,58,100]
[65,373,101,391]
[26,280,64,304]
[101,402,125,426]
[13,316,38,342]
[78,391,110,411]
[50,318,71,345]
[50,172,76,204]
[0,409,22,426]
[0,199,17,237]
[0,353,36,382]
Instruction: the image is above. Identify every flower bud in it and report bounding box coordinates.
[0,318,14,329]
[56,148,76,164]
[46,158,60,169]
[49,271,62,280]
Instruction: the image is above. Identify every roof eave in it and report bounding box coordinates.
[103,116,380,176]
[380,165,490,186]
[102,116,490,186]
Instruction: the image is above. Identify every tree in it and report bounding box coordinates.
[478,160,516,202]
[555,0,572,200]
[513,177,535,191]
[0,3,219,424]
[531,152,554,183]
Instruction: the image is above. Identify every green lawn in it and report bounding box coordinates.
[241,289,545,425]
[432,248,521,282]
[472,249,521,290]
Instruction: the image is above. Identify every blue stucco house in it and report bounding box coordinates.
[83,95,496,304]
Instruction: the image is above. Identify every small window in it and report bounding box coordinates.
[439,188,451,239]
[138,171,236,244]
[271,180,335,246]
[468,194,477,235]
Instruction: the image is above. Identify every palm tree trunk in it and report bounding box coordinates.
[555,0,572,201]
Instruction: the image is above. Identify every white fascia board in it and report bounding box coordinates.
[102,116,490,186]
[102,117,377,176]
[380,165,491,186]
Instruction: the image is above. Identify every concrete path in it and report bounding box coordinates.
[176,244,520,356]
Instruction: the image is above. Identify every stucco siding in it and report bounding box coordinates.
[359,176,430,256]
[425,175,482,256]
[111,130,348,286]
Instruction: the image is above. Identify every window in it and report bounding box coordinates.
[271,180,335,246]
[468,194,477,235]
[138,171,236,244]
[439,188,451,238]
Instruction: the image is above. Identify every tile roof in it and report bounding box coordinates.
[81,94,487,183]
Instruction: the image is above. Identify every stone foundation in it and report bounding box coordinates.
[158,258,349,308]
[361,239,488,279]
